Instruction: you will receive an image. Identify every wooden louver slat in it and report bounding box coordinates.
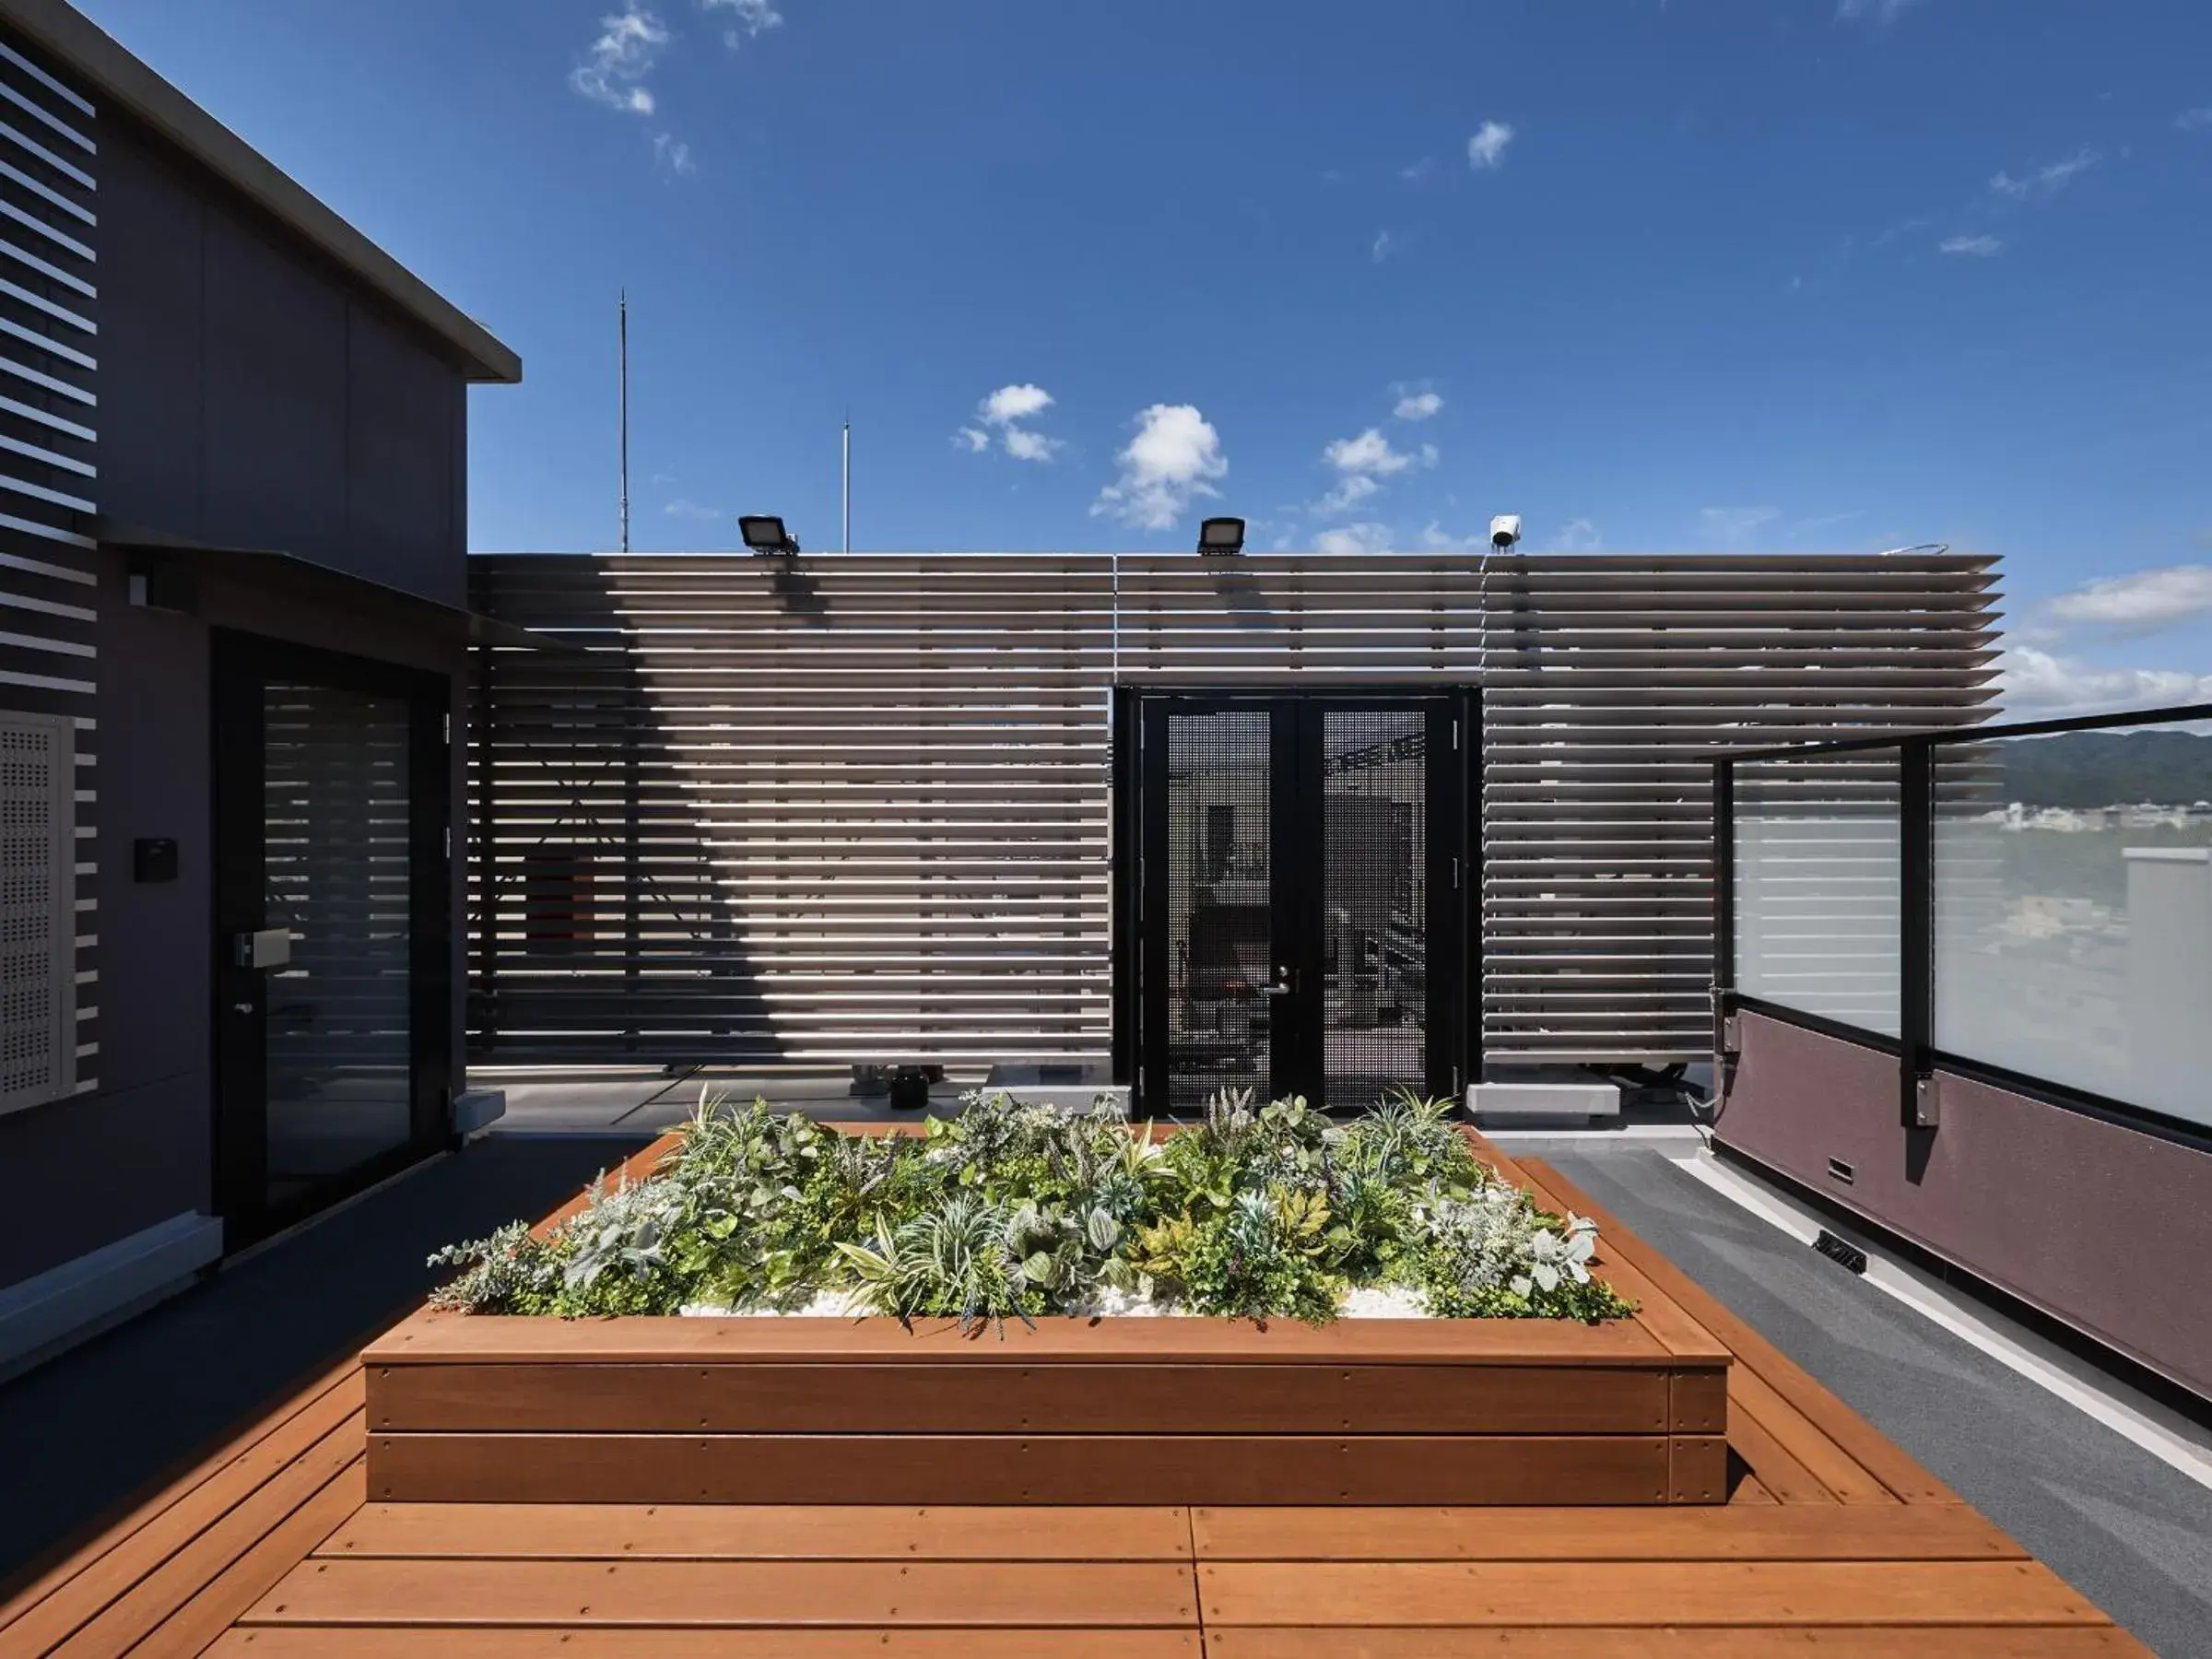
[467,551,1998,1070]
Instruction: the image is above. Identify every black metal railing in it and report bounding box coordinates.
[1714,701,2212,1146]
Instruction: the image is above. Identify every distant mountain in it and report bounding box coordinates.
[1987,729,2212,809]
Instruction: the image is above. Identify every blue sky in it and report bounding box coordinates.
[78,0,2212,714]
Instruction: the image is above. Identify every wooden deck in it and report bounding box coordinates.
[0,1137,2149,1656]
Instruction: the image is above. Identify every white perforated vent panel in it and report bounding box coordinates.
[0,712,76,1112]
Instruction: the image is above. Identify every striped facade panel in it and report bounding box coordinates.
[1478,556,1999,1062]
[469,556,1124,1068]
[0,30,95,1104]
[468,552,1998,1072]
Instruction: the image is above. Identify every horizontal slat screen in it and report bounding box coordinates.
[1477,555,1999,1061]
[0,26,95,1109]
[467,551,1998,1071]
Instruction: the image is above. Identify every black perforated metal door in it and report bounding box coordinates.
[1320,707,1433,1110]
[1124,689,1471,1114]
[1144,701,1287,1115]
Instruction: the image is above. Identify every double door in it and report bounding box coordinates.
[1115,688,1475,1115]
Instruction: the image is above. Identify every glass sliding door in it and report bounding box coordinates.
[214,633,453,1244]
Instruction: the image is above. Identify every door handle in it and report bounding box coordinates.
[232,928,292,970]
[1265,969,1293,996]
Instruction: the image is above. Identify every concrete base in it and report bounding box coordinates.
[452,1088,507,1140]
[1469,1075,1623,1126]
[0,1211,223,1382]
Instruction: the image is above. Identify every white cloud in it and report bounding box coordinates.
[2046,564,2212,634]
[1400,157,1437,182]
[980,383,1053,426]
[1700,506,1781,545]
[1316,427,1436,515]
[1315,522,1395,557]
[1324,428,1433,478]
[1991,147,2100,199]
[1467,121,1514,170]
[1317,473,1382,514]
[1835,0,1925,22]
[1418,522,1484,552]
[574,4,789,166]
[1001,427,1063,463]
[1092,404,1228,530]
[1371,229,1399,264]
[2178,108,2212,132]
[2002,646,2212,719]
[664,498,723,520]
[571,6,668,115]
[959,383,1061,464]
[1393,390,1444,422]
[1551,517,1603,552]
[1939,233,2001,257]
[702,0,782,47]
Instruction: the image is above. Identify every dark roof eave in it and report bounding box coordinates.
[4,0,522,384]
[98,519,569,653]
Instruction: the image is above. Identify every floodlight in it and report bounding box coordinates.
[739,514,800,555]
[1197,516,1246,556]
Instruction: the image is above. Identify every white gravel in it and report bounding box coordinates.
[682,1283,1435,1319]
[1338,1285,1430,1318]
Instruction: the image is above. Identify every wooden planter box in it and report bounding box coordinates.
[366,1127,1731,1507]
[365,1299,1731,1512]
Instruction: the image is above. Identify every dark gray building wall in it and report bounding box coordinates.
[94,108,467,605]
[0,558,467,1288]
[1716,1007,2212,1401]
[0,94,477,1289]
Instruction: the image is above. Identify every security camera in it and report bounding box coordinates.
[1488,514,1523,550]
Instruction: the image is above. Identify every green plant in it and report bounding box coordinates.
[1175,1189,1344,1325]
[427,1083,1635,1327]
[1415,1187,1627,1321]
[1339,1088,1467,1187]
[426,1221,559,1315]
[834,1194,1028,1332]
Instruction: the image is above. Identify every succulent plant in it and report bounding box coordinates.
[427,1085,1634,1327]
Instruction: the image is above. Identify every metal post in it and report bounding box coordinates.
[1899,739,1936,1127]
[470,643,498,1052]
[618,291,630,554]
[1712,757,1736,1066]
[841,421,851,553]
